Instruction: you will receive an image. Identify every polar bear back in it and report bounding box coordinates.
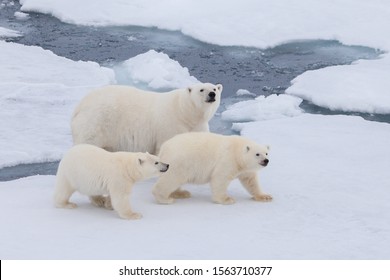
[71,84,222,154]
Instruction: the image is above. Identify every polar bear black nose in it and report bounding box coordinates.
[263,159,269,166]
[208,92,216,98]
[160,163,169,172]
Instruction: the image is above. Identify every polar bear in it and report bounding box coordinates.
[152,132,272,205]
[71,83,222,155]
[54,144,169,219]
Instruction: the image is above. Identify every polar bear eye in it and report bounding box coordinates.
[256,153,260,157]
[200,89,204,92]
[155,162,158,165]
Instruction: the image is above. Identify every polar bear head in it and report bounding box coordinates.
[241,142,270,171]
[187,83,223,108]
[135,152,169,179]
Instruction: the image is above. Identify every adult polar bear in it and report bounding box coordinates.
[71,83,222,154]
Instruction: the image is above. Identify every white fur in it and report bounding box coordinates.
[71,83,222,154]
[54,144,168,219]
[153,132,272,205]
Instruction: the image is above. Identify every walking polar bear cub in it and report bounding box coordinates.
[153,132,272,205]
[71,83,222,154]
[54,144,169,219]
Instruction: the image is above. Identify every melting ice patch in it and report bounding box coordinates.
[0,27,22,37]
[235,89,256,97]
[115,50,199,90]
[286,54,390,114]
[14,11,30,20]
[222,93,303,123]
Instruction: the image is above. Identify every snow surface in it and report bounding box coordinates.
[1,114,389,259]
[115,50,199,90]
[18,0,390,114]
[0,41,115,168]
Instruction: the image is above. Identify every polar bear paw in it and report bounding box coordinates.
[56,202,78,209]
[119,211,143,220]
[253,193,273,202]
[214,196,236,205]
[155,196,175,204]
[170,189,191,199]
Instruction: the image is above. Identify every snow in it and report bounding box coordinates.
[0,41,115,168]
[18,0,390,114]
[222,94,303,122]
[0,26,22,37]
[1,114,389,259]
[115,50,199,90]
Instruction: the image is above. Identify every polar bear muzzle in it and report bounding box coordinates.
[260,158,269,167]
[206,91,216,103]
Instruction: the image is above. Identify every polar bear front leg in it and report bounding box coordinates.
[109,185,142,220]
[152,175,183,204]
[238,171,272,202]
[210,178,235,205]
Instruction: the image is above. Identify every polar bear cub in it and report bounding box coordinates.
[71,83,222,155]
[54,144,169,219]
[152,132,272,205]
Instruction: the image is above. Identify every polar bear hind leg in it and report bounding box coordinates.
[53,176,77,209]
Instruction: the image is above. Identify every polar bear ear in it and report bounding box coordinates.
[246,146,250,152]
[216,84,223,92]
[138,158,144,165]
[266,145,271,151]
[187,87,192,94]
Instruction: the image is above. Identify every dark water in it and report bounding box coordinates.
[0,1,385,181]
